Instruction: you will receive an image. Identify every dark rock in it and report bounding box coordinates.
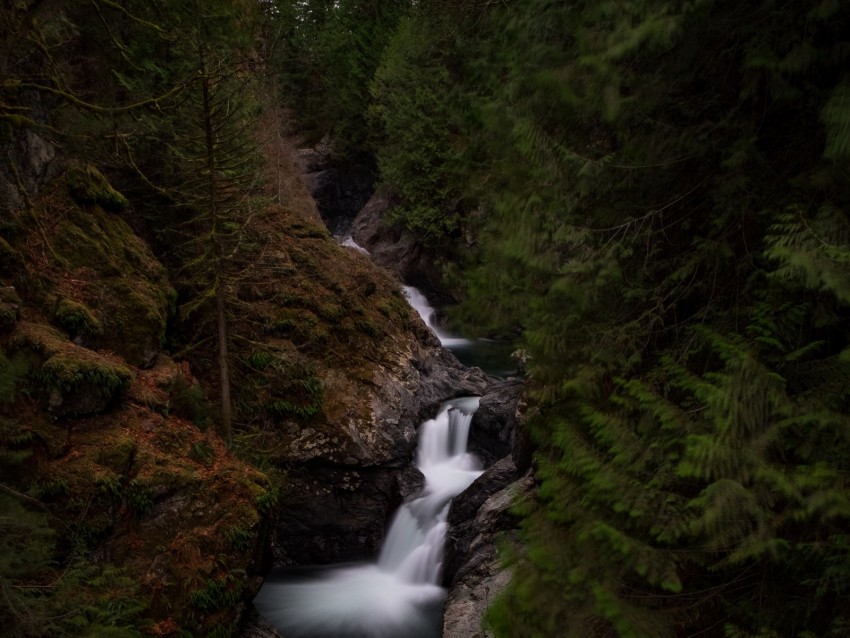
[274,465,424,565]
[443,456,521,586]
[303,163,374,236]
[0,100,57,217]
[442,470,535,638]
[349,193,445,294]
[447,456,520,531]
[241,608,285,638]
[469,379,523,466]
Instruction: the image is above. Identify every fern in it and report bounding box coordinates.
[822,80,850,160]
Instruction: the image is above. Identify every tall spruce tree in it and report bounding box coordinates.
[146,0,265,446]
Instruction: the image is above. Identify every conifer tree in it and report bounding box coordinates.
[138,0,265,446]
[410,0,850,635]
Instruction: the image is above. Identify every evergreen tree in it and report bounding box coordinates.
[119,0,266,446]
[416,0,850,635]
[268,0,409,156]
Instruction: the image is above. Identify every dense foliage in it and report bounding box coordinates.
[4,0,850,635]
[274,0,850,635]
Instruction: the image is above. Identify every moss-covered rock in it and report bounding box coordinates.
[66,162,129,212]
[13,399,275,636]
[53,297,102,339]
[21,184,175,367]
[11,321,132,416]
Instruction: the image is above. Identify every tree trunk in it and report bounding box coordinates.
[199,37,232,447]
[216,286,232,446]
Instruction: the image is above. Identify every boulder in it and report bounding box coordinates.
[350,193,442,291]
[469,379,524,466]
[11,322,132,417]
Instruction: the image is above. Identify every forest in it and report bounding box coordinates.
[2,0,850,636]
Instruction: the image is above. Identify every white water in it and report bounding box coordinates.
[254,398,483,638]
[403,286,471,348]
[340,235,369,253]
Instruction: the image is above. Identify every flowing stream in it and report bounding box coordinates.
[254,397,483,637]
[402,286,471,349]
[254,239,510,636]
[402,285,517,377]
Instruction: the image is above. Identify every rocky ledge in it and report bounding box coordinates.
[441,378,534,638]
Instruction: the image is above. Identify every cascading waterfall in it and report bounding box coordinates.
[254,397,483,638]
[402,286,471,348]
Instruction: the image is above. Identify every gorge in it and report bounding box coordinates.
[255,396,483,638]
[4,2,849,637]
[247,167,524,636]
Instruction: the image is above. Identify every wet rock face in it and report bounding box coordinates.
[350,193,445,295]
[442,468,535,638]
[273,465,424,565]
[300,145,375,236]
[469,379,524,467]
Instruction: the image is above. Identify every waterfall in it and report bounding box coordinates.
[402,286,471,348]
[254,398,483,638]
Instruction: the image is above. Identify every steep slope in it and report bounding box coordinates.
[1,104,487,636]
[0,162,275,636]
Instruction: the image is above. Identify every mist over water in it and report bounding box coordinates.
[254,398,483,638]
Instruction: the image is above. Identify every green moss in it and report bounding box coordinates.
[66,163,129,212]
[54,298,103,337]
[189,575,244,612]
[11,324,132,415]
[46,203,174,367]
[95,439,137,473]
[38,351,131,399]
[10,322,67,356]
